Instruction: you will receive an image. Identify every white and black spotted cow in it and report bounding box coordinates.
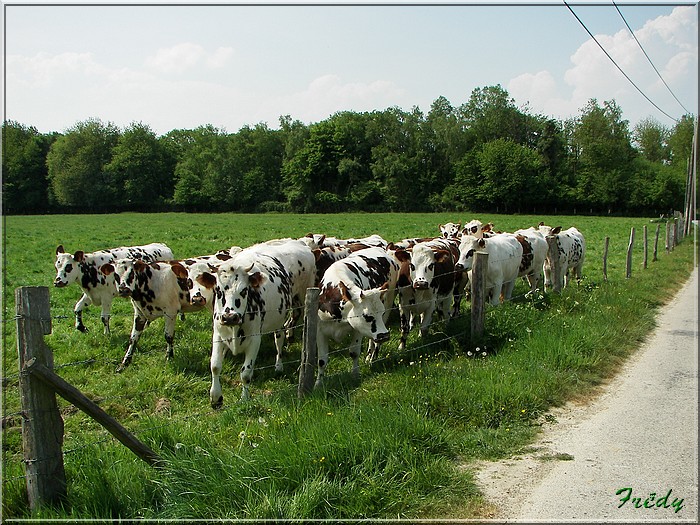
[315,247,400,387]
[439,222,462,239]
[53,242,174,334]
[209,240,316,406]
[392,238,464,350]
[537,223,586,291]
[461,220,496,239]
[101,259,195,372]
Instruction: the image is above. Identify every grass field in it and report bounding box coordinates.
[2,212,697,519]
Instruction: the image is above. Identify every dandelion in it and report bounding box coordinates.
[238,430,246,440]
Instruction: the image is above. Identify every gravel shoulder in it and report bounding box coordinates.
[472,265,699,522]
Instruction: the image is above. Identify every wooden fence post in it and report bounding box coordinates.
[665,221,672,253]
[602,237,610,282]
[626,227,635,279]
[673,218,679,248]
[545,236,562,292]
[298,287,320,398]
[15,286,67,512]
[653,224,660,262]
[470,251,489,349]
[643,225,648,269]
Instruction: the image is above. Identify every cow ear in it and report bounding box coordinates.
[478,239,486,248]
[551,226,562,235]
[313,248,322,262]
[101,263,114,275]
[196,272,217,289]
[249,271,264,288]
[338,281,352,303]
[394,249,411,262]
[73,250,84,262]
[207,263,219,272]
[56,245,65,255]
[134,260,147,273]
[170,262,188,279]
[538,221,545,227]
[435,250,450,263]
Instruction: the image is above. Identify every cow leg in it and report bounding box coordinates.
[398,305,410,351]
[274,329,285,372]
[117,313,147,372]
[503,279,516,302]
[209,336,228,408]
[489,282,502,306]
[74,293,92,332]
[314,331,330,388]
[419,304,434,338]
[348,334,363,377]
[164,312,177,361]
[239,336,260,401]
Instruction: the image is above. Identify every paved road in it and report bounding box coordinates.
[476,265,698,522]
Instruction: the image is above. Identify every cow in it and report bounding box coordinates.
[53,242,174,334]
[312,242,377,286]
[392,238,463,350]
[315,247,400,388]
[309,233,388,249]
[179,249,240,310]
[387,237,436,251]
[455,234,523,306]
[209,240,316,406]
[537,223,586,291]
[101,259,195,372]
[513,228,549,292]
[439,222,462,239]
[461,220,496,239]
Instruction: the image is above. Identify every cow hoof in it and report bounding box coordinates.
[77,324,88,333]
[211,396,224,410]
[274,363,283,373]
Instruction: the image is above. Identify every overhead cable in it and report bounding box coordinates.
[613,1,691,115]
[563,1,679,123]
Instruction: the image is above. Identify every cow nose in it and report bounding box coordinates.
[118,285,131,297]
[191,294,206,307]
[221,312,242,326]
[54,278,66,288]
[375,331,390,343]
[413,280,429,290]
[454,263,464,272]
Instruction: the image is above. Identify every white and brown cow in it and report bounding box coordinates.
[455,234,523,306]
[53,242,174,334]
[537,223,586,291]
[513,228,549,292]
[315,247,400,387]
[209,240,316,406]
[392,238,463,350]
[101,259,195,372]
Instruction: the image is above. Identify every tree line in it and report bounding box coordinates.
[3,85,695,216]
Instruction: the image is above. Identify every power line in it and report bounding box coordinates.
[563,1,680,124]
[613,1,691,116]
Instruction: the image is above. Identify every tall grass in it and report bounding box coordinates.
[2,213,696,519]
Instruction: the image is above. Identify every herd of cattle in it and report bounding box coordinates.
[52,220,586,407]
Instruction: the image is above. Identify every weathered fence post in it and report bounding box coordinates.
[665,221,672,253]
[653,224,660,262]
[626,227,635,279]
[545,235,562,292]
[16,286,67,512]
[673,218,679,248]
[298,287,320,398]
[602,236,610,282]
[643,225,648,269]
[470,251,489,349]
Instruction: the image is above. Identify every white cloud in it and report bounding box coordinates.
[144,43,234,74]
[508,5,697,125]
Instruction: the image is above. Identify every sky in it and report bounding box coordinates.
[3,1,698,136]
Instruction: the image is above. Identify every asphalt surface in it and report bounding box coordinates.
[475,265,698,522]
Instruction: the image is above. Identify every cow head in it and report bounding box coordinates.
[537,222,561,237]
[188,262,219,308]
[439,222,461,239]
[333,281,391,343]
[455,236,486,271]
[214,261,265,327]
[399,244,451,290]
[101,259,150,297]
[53,245,85,287]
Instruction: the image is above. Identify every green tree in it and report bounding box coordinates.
[104,122,175,208]
[633,117,669,163]
[458,85,528,146]
[46,118,120,209]
[2,121,55,213]
[667,114,695,169]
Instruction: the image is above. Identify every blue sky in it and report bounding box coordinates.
[3,1,697,135]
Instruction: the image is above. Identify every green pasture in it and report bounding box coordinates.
[1,212,697,519]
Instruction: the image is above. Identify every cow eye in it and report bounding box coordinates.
[428,263,434,270]
[410,263,415,271]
